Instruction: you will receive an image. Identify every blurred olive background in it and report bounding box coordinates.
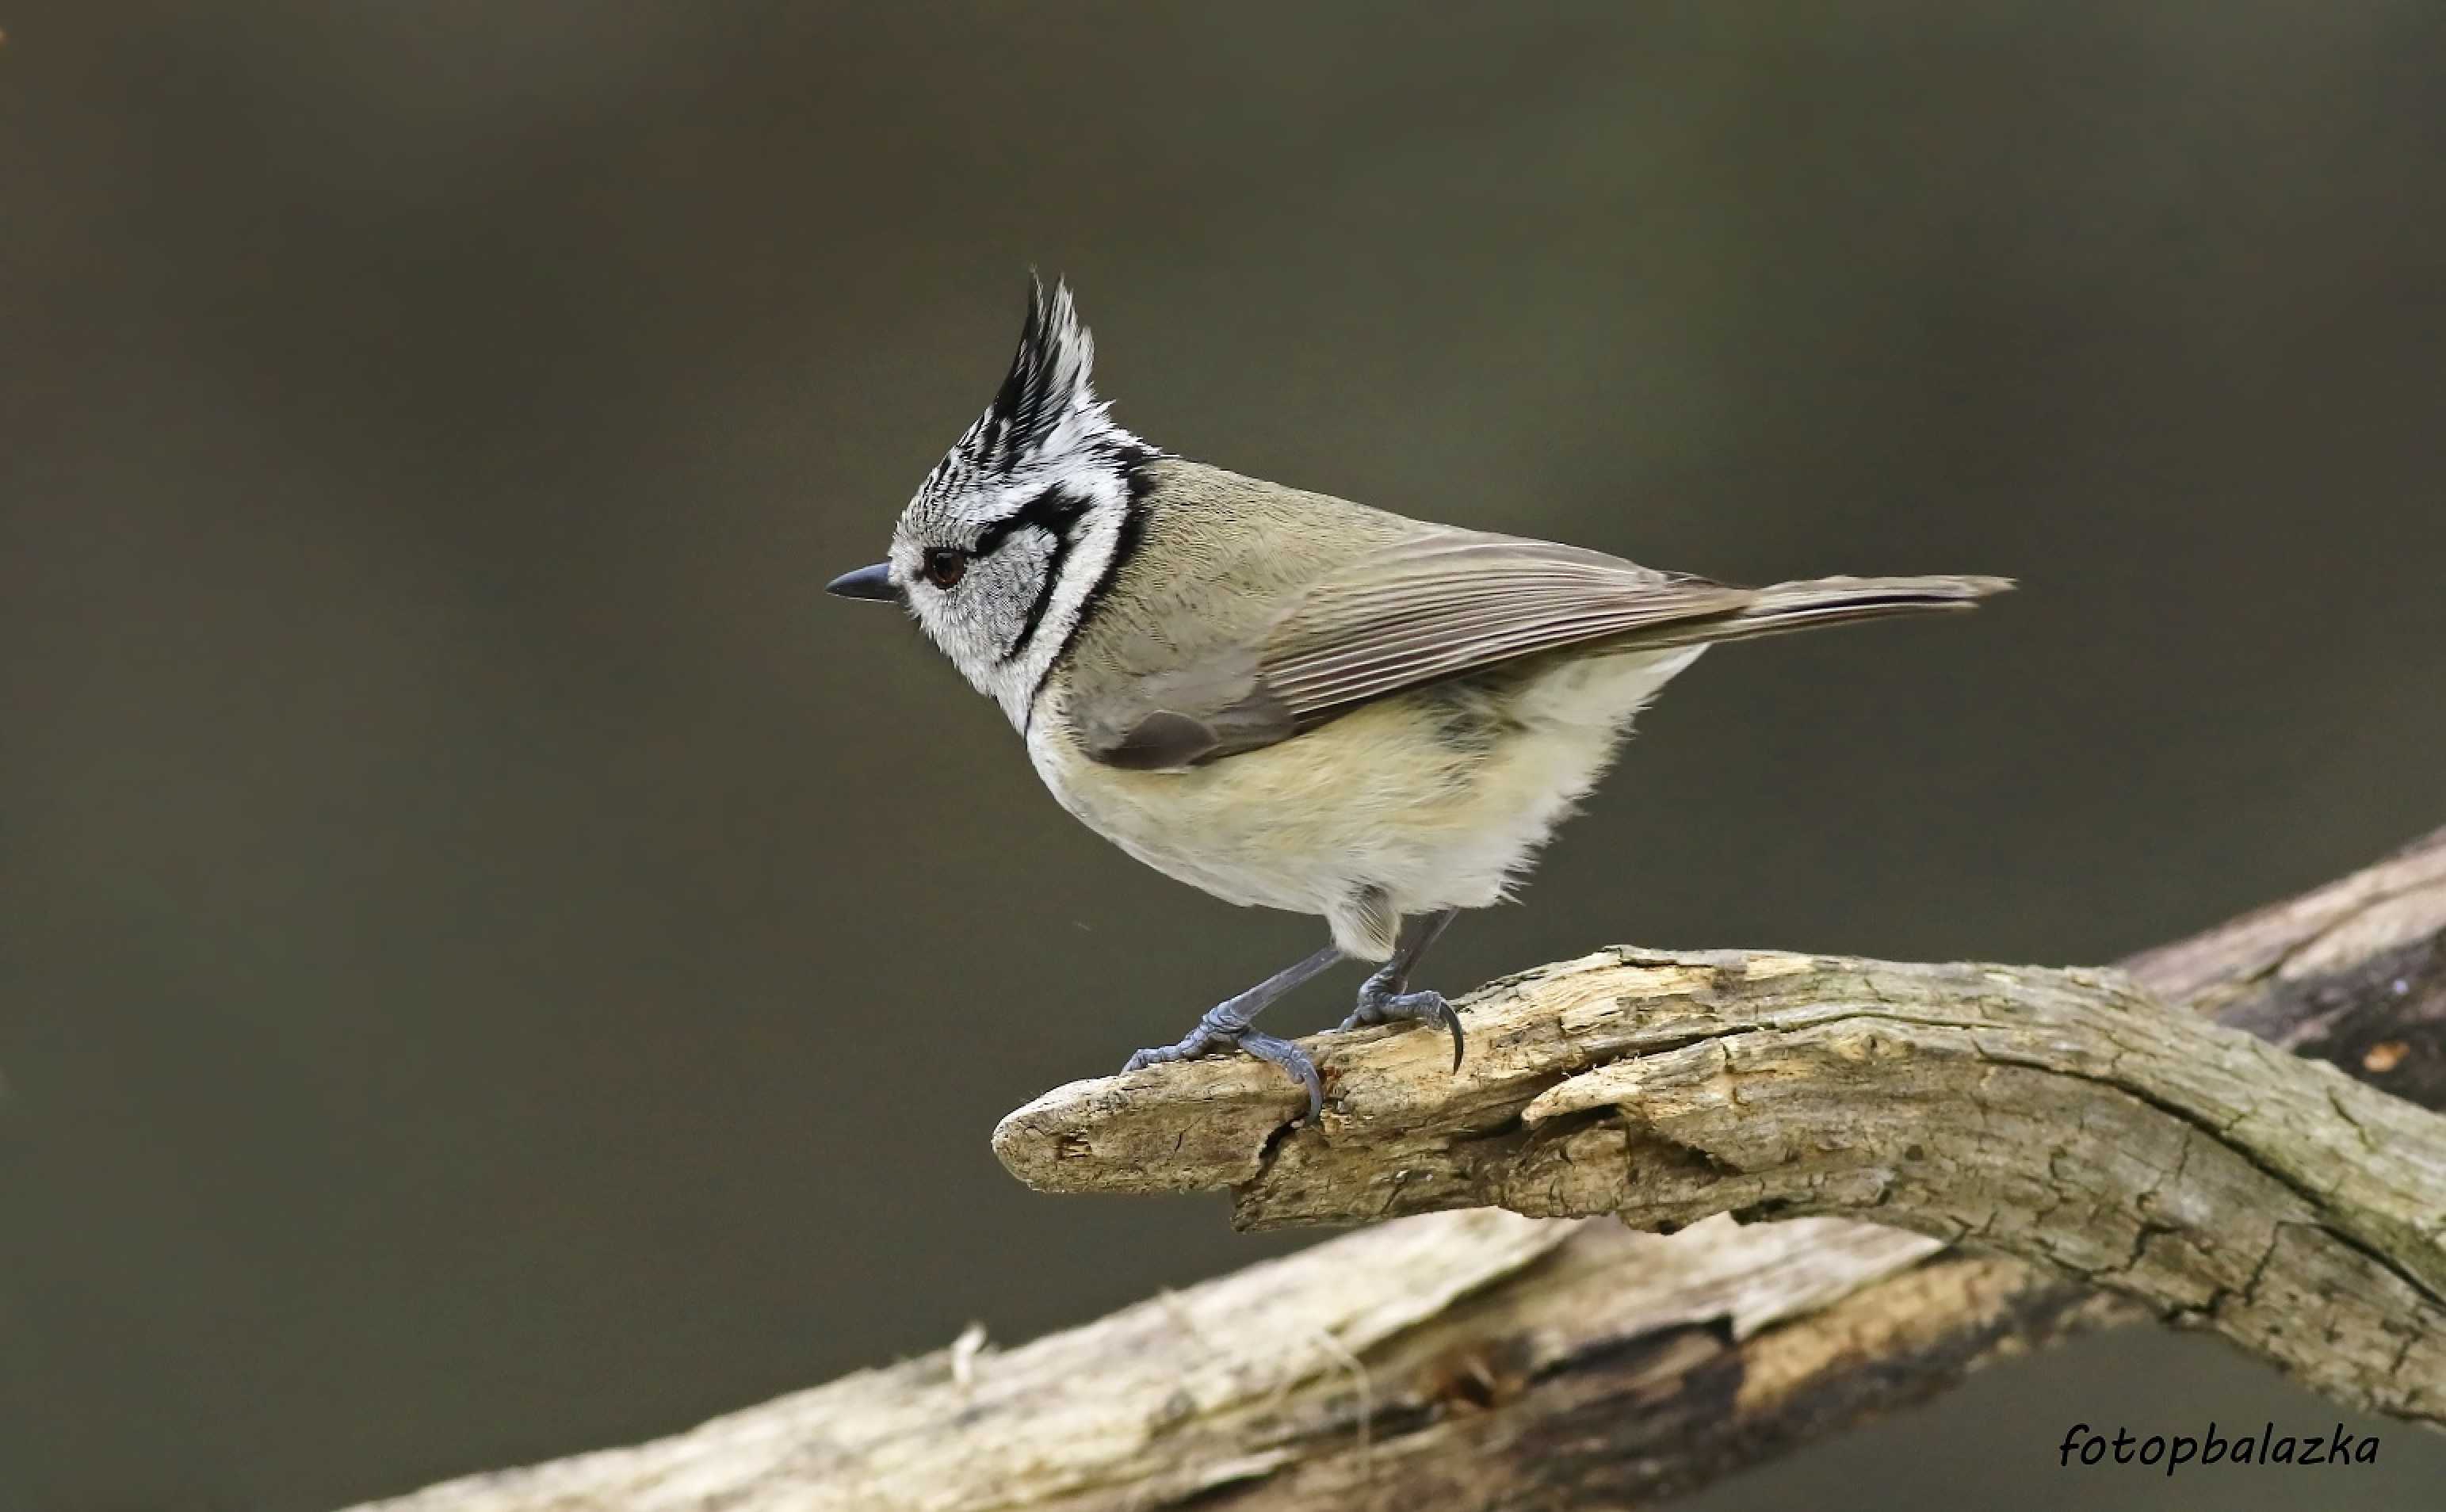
[5,4,2445,1510]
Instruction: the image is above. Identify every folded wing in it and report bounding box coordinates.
[1077,530,1756,769]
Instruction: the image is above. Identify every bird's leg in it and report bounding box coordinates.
[1339,907,1465,1070]
[1121,943,1345,1124]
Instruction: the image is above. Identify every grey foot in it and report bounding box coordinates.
[1123,1021,1324,1125]
[1118,943,1345,1126]
[1340,973,1465,1071]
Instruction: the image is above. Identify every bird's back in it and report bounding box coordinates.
[1053,458,1423,720]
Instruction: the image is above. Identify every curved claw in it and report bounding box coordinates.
[1235,1031,1324,1126]
[1399,991,1463,1071]
[1434,998,1466,1072]
[1340,987,1465,1073]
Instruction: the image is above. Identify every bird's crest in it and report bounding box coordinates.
[929,277,1142,495]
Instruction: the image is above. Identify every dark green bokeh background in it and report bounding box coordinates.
[5,5,2444,1509]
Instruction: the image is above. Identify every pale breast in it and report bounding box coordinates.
[1023,645,1703,934]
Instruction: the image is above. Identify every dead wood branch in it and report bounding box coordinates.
[355,828,2446,1510]
[1004,944,2446,1420]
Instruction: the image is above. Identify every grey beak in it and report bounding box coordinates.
[826,563,900,602]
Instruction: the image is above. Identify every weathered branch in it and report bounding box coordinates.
[354,828,2446,1511]
[1005,945,2446,1420]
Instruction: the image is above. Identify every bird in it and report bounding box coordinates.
[828,279,2007,1122]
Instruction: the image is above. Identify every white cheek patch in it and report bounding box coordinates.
[984,487,1127,727]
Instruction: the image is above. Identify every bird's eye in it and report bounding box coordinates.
[921,548,968,590]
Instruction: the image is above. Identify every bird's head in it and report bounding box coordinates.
[829,278,1156,724]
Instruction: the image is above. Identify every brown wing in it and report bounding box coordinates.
[1252,533,1752,721]
[1077,530,1754,769]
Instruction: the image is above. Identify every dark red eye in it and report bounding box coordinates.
[921,548,968,590]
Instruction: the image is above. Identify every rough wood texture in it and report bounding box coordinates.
[355,828,2446,1511]
[1218,949,2446,1418]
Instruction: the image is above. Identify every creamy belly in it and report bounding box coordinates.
[1025,647,1703,956]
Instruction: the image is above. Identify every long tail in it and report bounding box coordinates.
[1629,574,2013,651]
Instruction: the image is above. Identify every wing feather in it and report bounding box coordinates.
[1253,532,1752,724]
[1073,527,1758,769]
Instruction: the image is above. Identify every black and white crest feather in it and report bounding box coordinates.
[930,277,1150,496]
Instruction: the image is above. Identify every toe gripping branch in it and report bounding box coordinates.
[1342,983,1466,1073]
[1118,918,1469,1127]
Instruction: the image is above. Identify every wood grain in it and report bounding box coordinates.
[353,827,2446,1510]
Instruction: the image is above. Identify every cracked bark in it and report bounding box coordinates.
[352,828,2446,1512]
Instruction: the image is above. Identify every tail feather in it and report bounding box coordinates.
[1736,572,2012,632]
[1627,574,2012,651]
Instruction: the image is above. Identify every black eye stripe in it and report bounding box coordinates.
[974,486,1090,558]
